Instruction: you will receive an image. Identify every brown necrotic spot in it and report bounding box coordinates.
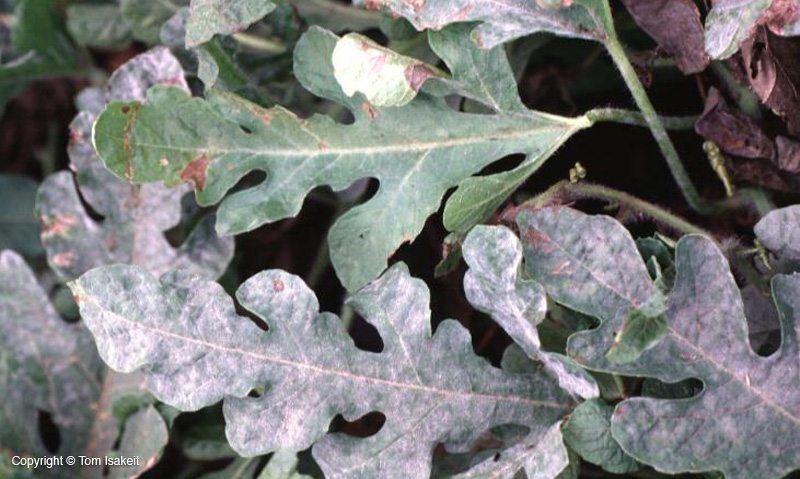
[41,214,77,238]
[180,155,211,191]
[273,279,285,292]
[52,252,75,267]
[404,64,436,92]
[361,102,379,120]
[121,102,142,181]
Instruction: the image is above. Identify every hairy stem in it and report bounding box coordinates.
[586,108,698,130]
[232,32,286,54]
[603,34,714,214]
[529,180,713,238]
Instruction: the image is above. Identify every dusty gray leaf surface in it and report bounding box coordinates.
[451,422,569,479]
[462,225,598,400]
[357,0,610,48]
[36,47,233,281]
[185,0,276,47]
[610,241,800,479]
[704,0,800,59]
[516,206,666,366]
[0,251,163,479]
[755,205,800,261]
[516,206,800,478]
[0,250,100,477]
[70,262,577,479]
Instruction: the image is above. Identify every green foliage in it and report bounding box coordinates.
[4,0,800,478]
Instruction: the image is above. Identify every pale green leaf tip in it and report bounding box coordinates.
[331,33,440,107]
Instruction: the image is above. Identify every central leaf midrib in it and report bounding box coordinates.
[85,293,569,410]
[101,121,581,160]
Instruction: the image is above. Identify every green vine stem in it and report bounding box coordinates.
[601,16,714,214]
[586,108,698,130]
[525,180,713,238]
[232,32,286,54]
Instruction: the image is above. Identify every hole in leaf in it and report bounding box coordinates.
[329,411,386,438]
[73,174,105,222]
[239,124,253,135]
[248,387,265,398]
[469,311,512,368]
[640,377,703,399]
[473,153,526,177]
[229,170,268,194]
[432,424,530,475]
[234,297,269,331]
[37,409,60,454]
[348,310,384,353]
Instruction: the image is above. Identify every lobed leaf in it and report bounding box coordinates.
[36,47,234,281]
[92,27,589,290]
[516,206,800,478]
[70,261,577,479]
[332,33,441,107]
[462,225,599,400]
[0,251,166,479]
[516,206,667,365]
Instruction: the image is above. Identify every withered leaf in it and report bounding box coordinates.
[621,0,709,74]
[741,29,800,137]
[695,87,775,159]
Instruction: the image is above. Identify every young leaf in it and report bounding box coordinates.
[332,33,441,107]
[562,399,639,474]
[0,250,167,479]
[91,27,590,290]
[754,205,800,261]
[69,262,577,479]
[36,47,234,281]
[185,0,276,47]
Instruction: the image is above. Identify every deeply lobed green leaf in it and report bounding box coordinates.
[91,27,589,291]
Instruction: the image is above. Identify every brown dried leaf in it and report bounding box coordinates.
[621,0,709,74]
[741,29,800,137]
[775,135,800,172]
[695,87,775,159]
